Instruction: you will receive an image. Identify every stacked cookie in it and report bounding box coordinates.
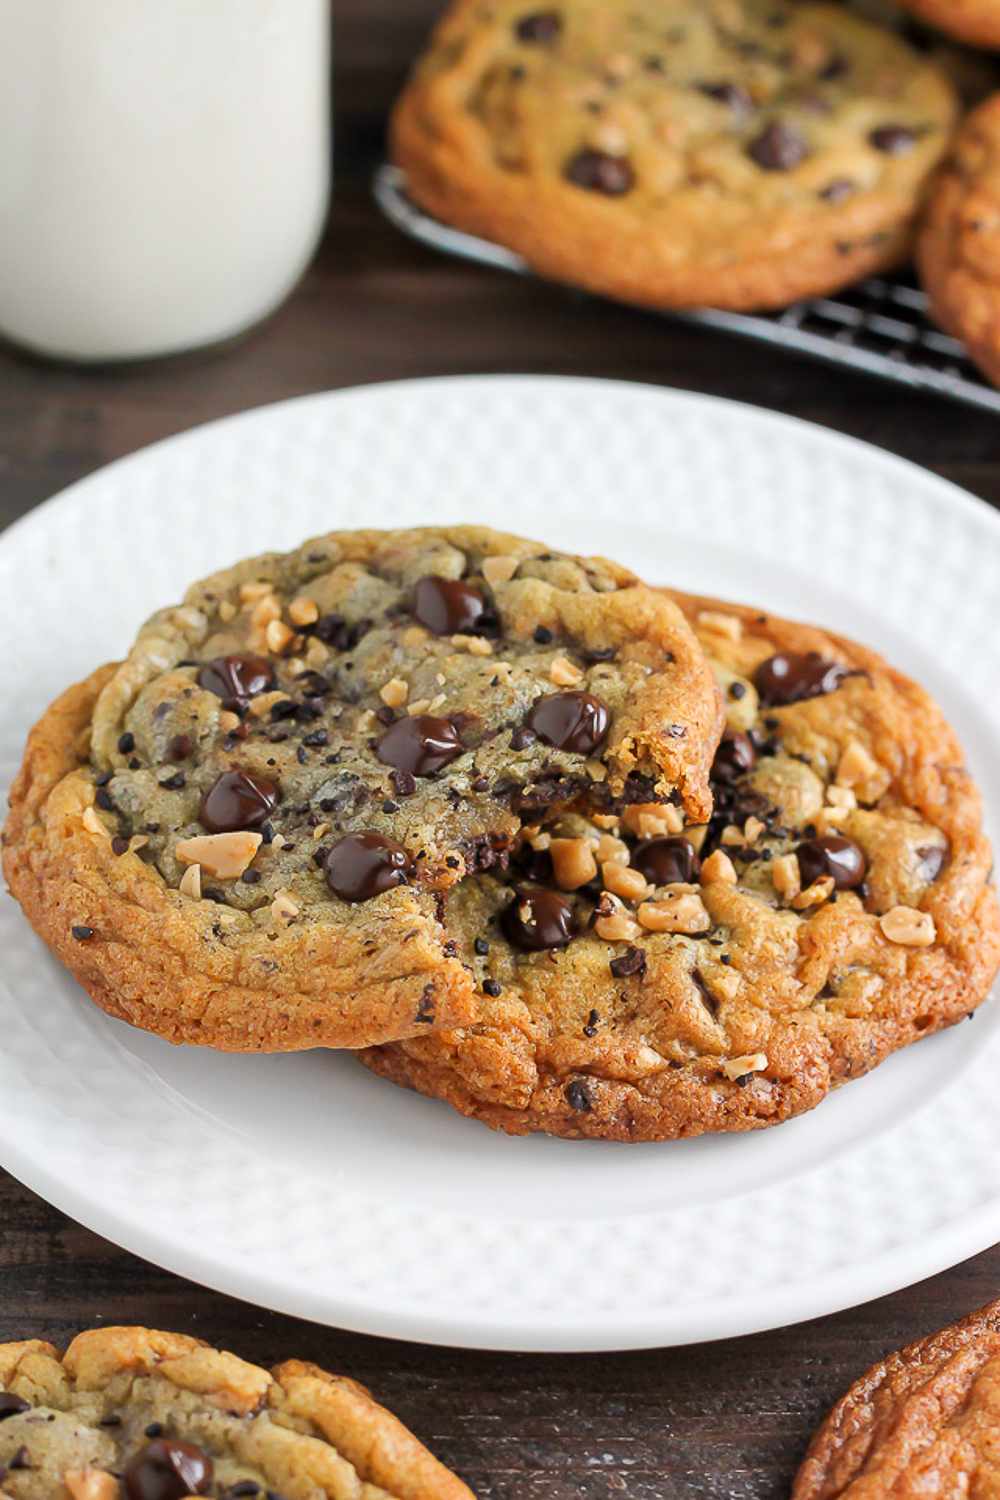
[4,525,998,1141]
[389,0,1000,388]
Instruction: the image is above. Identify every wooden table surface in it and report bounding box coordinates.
[3,5,1000,1497]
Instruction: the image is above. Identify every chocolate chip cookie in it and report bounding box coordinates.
[0,1326,473,1499]
[391,0,959,313]
[359,593,1000,1140]
[886,0,1000,49]
[793,1299,1000,1500]
[1,526,722,1052]
[918,94,1000,389]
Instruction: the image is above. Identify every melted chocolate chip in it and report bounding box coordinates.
[502,887,579,950]
[632,836,700,887]
[324,831,413,902]
[916,844,946,882]
[566,1079,592,1112]
[123,1439,213,1500]
[524,691,610,756]
[711,729,757,785]
[199,653,275,711]
[610,945,647,979]
[412,575,489,636]
[869,125,918,155]
[565,149,635,195]
[168,733,193,762]
[376,715,463,777]
[0,1394,30,1420]
[754,651,847,706]
[200,770,280,834]
[797,834,867,890]
[516,10,561,42]
[747,120,809,171]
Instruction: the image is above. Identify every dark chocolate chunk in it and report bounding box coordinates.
[711,729,757,785]
[510,726,537,752]
[200,770,280,834]
[483,979,503,997]
[475,937,490,955]
[168,733,193,762]
[117,732,135,754]
[610,945,647,979]
[158,772,186,791]
[502,886,579,950]
[516,10,561,42]
[376,715,463,777]
[754,651,847,706]
[123,1438,213,1500]
[525,690,610,756]
[95,788,115,812]
[0,1394,30,1420]
[323,831,413,902]
[565,148,635,195]
[9,1447,30,1471]
[533,625,554,644]
[199,653,275,711]
[869,125,918,155]
[747,120,809,171]
[632,836,700,887]
[71,925,95,941]
[412,575,490,636]
[797,834,867,890]
[566,1079,592,1112]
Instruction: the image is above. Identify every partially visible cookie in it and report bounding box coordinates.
[392,0,959,312]
[2,525,721,1052]
[793,1300,1000,1499]
[0,1326,474,1499]
[360,594,1000,1140]
[885,0,1000,50]
[918,93,1000,387]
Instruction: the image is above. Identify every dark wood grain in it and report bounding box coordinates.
[2,4,1000,1497]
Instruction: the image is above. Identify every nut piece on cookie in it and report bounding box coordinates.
[0,1326,475,1500]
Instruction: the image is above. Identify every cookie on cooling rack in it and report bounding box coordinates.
[793,1298,1000,1499]
[918,94,1000,389]
[1,525,722,1052]
[391,0,959,313]
[359,592,1000,1141]
[0,1326,474,1499]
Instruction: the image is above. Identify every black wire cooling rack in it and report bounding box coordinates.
[374,163,1000,415]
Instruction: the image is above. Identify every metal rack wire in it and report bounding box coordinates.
[374,163,1000,415]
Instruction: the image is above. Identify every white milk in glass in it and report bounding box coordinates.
[0,0,331,361]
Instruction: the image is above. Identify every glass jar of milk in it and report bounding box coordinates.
[0,0,331,362]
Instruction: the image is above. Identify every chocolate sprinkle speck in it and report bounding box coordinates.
[483,979,503,997]
[583,1008,600,1037]
[474,937,490,955]
[71,926,94,941]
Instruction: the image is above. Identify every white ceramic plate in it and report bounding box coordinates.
[2,376,999,1353]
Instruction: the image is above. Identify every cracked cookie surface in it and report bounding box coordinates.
[793,1299,1000,1500]
[392,0,958,312]
[1,526,721,1052]
[359,592,1000,1140]
[0,1326,474,1500]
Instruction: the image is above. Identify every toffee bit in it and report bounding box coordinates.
[71,926,94,941]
